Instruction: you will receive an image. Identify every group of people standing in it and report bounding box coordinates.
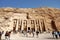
[13,26,40,37]
[21,29,39,37]
[0,26,60,40]
[0,30,12,40]
[0,31,4,40]
[52,31,60,39]
[0,27,40,40]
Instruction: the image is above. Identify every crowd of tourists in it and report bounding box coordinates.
[0,27,60,40]
[20,29,39,37]
[52,30,60,39]
[0,27,39,40]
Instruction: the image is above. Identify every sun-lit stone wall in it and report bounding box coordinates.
[0,7,60,32]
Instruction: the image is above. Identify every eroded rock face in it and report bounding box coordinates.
[0,7,60,32]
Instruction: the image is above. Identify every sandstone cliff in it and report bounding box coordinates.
[0,7,60,31]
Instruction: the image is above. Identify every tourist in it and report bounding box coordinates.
[22,30,26,36]
[21,30,23,33]
[52,31,55,38]
[36,30,39,38]
[8,31,12,40]
[54,31,58,39]
[31,29,35,37]
[32,31,34,37]
[5,31,9,40]
[5,31,11,40]
[23,30,28,37]
[57,31,60,37]
[59,32,60,37]
[0,31,4,40]
[13,27,16,33]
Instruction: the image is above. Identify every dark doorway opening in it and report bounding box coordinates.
[28,27,30,30]
[51,20,57,31]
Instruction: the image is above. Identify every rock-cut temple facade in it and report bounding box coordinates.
[0,7,60,32]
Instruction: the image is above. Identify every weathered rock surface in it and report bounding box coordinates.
[0,7,60,32]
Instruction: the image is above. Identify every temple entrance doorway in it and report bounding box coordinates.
[23,20,27,31]
[28,27,30,31]
[51,20,57,31]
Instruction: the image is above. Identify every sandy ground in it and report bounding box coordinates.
[1,32,60,40]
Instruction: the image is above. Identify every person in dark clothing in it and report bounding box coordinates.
[59,32,60,37]
[54,31,58,39]
[5,31,11,40]
[36,30,39,38]
[5,31,9,40]
[13,27,16,33]
[57,31,60,37]
[21,30,23,33]
[0,32,2,40]
[8,31,12,40]
[0,31,4,40]
[52,31,55,38]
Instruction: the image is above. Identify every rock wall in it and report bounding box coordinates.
[0,7,60,32]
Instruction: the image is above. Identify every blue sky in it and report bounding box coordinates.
[0,0,60,8]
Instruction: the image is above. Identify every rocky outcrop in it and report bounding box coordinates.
[0,7,60,32]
